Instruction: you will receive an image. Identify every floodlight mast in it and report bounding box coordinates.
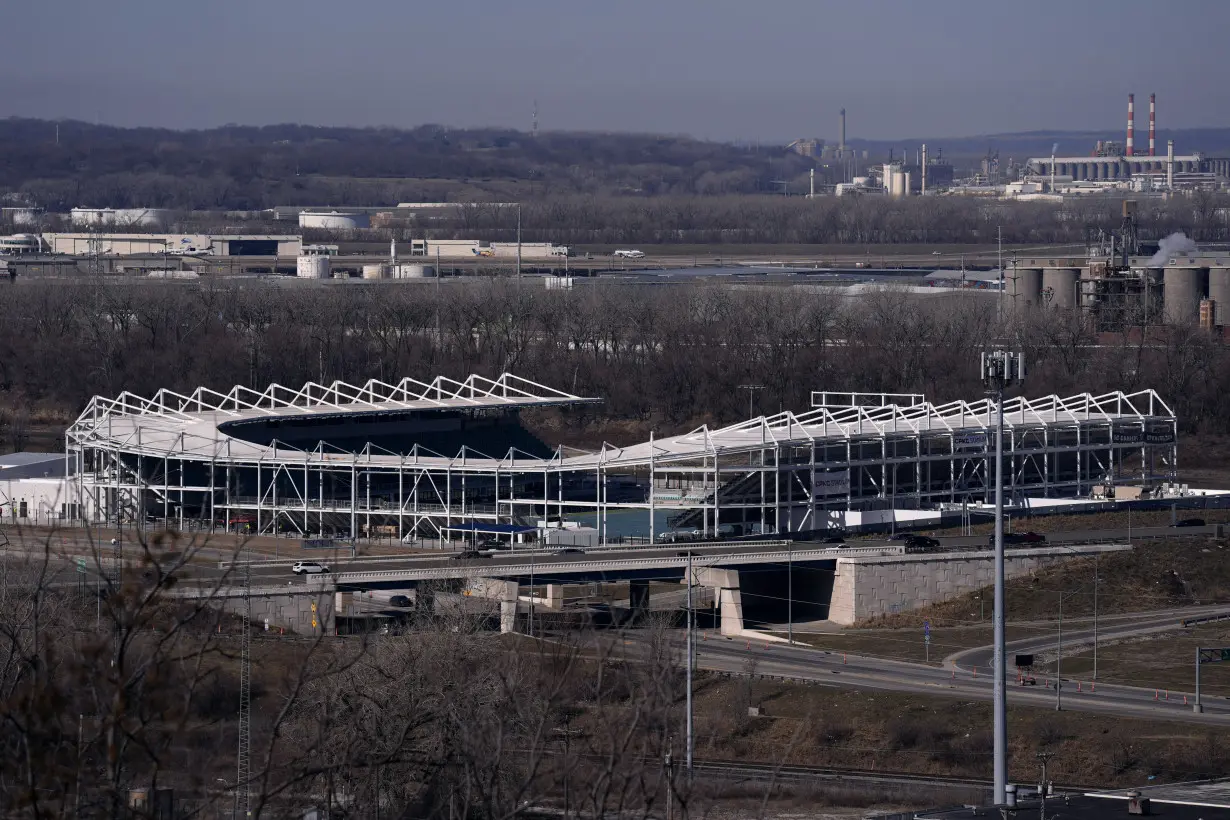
[980,350,1025,807]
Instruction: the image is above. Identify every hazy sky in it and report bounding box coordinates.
[3,0,1228,141]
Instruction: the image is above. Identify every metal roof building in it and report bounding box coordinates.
[66,374,1177,543]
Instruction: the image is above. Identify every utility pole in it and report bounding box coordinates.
[981,350,1025,806]
[1097,550,1107,688]
[685,550,694,780]
[235,544,252,819]
[1056,589,1064,711]
[738,384,765,419]
[516,204,522,280]
[997,226,1004,323]
[788,539,793,643]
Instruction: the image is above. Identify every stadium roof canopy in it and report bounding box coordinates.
[67,374,1173,472]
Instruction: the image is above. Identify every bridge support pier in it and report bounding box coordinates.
[628,580,650,620]
[696,568,744,635]
[497,580,520,633]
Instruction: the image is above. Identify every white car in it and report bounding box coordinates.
[291,561,330,575]
[613,249,645,259]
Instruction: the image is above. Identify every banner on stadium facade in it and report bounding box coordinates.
[812,470,851,497]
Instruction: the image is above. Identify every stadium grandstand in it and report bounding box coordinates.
[65,373,1177,543]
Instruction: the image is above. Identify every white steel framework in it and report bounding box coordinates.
[67,375,1177,544]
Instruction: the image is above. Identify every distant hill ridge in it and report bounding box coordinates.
[0,118,1227,209]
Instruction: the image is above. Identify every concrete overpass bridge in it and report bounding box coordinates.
[183,535,1140,636]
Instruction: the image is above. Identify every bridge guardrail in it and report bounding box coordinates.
[334,544,903,583]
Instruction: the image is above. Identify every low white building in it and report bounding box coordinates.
[43,233,302,257]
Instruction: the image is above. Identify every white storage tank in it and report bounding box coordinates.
[299,211,370,230]
[296,255,331,279]
[545,276,574,290]
[362,264,389,280]
[393,264,435,278]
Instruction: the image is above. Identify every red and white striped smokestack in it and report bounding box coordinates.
[1126,93,1135,156]
[1149,93,1156,156]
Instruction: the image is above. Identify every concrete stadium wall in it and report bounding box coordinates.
[827,544,1130,625]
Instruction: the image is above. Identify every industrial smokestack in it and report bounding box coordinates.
[1149,93,1156,156]
[921,143,927,196]
[1126,93,1135,156]
[839,108,846,151]
[1167,139,1174,189]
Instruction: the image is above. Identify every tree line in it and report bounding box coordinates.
[0,119,817,209]
[0,279,1225,454]
[359,194,1230,246]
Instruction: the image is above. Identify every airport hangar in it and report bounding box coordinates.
[65,373,1177,542]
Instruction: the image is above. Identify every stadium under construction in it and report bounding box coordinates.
[63,373,1178,542]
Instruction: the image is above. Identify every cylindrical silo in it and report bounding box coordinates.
[1012,268,1043,311]
[1209,267,1230,327]
[393,264,436,278]
[1042,268,1079,309]
[1163,266,1207,325]
[362,264,389,280]
[296,255,331,279]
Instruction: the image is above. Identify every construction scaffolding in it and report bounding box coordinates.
[67,374,1177,544]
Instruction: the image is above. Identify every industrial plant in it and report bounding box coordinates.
[1009,200,1230,331]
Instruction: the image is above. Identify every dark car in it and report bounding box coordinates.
[1171,518,1206,528]
[554,547,585,555]
[822,532,847,544]
[451,550,490,561]
[993,531,1048,546]
[389,594,412,608]
[904,535,941,553]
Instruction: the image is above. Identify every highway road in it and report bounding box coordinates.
[10,521,1230,724]
[947,604,1230,673]
[633,608,1230,726]
[2,522,1214,588]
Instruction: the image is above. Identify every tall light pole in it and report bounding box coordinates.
[516,204,522,280]
[738,384,765,420]
[981,350,1025,806]
[996,226,1004,323]
[685,550,694,779]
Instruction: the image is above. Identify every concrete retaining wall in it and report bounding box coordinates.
[179,581,337,635]
[828,544,1130,625]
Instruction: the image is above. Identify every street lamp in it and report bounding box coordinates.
[1053,584,1089,711]
[980,350,1025,806]
[738,384,765,420]
[1050,544,1100,684]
